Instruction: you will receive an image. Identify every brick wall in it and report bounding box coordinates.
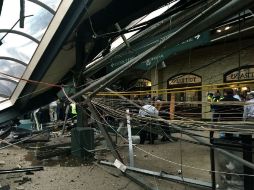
[150,39,254,119]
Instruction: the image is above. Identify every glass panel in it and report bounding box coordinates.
[0,0,62,105]
[0,34,38,63]
[38,0,62,11]
[0,78,17,97]
[14,0,56,40]
[0,0,57,42]
[0,59,26,79]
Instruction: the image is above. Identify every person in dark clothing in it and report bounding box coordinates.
[37,105,50,124]
[216,88,243,121]
[211,91,222,122]
[57,100,65,121]
[215,88,243,139]
[139,98,159,144]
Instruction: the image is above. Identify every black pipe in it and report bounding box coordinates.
[20,0,25,28]
[0,166,43,175]
[210,131,216,190]
[241,135,254,190]
[0,0,3,16]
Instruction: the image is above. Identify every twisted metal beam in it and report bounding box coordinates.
[0,29,39,43]
[0,56,27,66]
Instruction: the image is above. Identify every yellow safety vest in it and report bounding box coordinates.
[71,103,77,115]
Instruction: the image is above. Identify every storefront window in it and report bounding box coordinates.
[134,79,152,88]
[224,66,254,101]
[168,74,202,119]
[128,79,152,100]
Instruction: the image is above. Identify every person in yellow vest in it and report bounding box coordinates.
[208,91,223,121]
[70,102,77,118]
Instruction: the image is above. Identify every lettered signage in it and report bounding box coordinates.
[225,67,254,82]
[168,74,201,85]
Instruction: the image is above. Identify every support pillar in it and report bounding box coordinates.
[170,93,175,120]
[151,67,163,98]
[202,85,212,120]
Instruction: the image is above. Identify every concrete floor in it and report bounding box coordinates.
[0,133,212,190]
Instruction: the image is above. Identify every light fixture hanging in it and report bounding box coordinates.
[225,26,230,30]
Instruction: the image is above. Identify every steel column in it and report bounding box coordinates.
[86,99,123,162]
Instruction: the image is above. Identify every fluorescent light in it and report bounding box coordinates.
[241,87,248,91]
[216,29,222,33]
[225,26,230,30]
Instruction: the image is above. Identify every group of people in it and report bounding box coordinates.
[138,88,254,144]
[31,99,77,130]
[209,88,254,122]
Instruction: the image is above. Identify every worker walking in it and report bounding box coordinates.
[139,98,159,144]
[70,102,77,119]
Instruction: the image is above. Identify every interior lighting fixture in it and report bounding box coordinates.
[225,26,230,30]
[216,29,222,33]
[241,87,248,91]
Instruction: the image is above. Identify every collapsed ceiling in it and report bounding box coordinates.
[0,0,253,125]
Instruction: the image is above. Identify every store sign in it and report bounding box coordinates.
[134,79,151,87]
[225,67,254,82]
[168,74,201,85]
[107,30,210,72]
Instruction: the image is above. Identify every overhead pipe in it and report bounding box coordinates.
[83,0,213,77]
[115,23,130,48]
[20,0,25,28]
